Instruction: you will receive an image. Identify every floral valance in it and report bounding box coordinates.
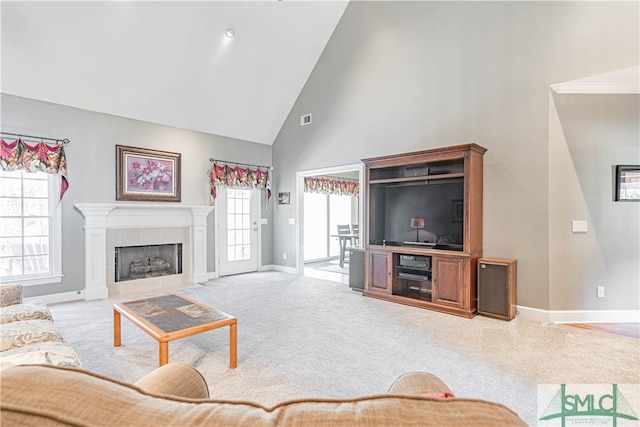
[210,162,271,207]
[0,138,69,200]
[304,176,359,197]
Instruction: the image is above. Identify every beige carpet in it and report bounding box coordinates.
[48,272,639,426]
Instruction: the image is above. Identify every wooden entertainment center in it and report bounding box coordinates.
[362,143,486,318]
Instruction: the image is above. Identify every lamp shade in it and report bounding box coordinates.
[410,217,425,228]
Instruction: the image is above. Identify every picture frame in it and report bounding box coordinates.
[451,199,463,222]
[116,145,181,202]
[278,192,290,205]
[615,165,640,201]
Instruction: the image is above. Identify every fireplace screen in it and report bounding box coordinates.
[115,243,182,282]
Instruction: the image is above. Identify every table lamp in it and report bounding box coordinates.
[410,217,425,242]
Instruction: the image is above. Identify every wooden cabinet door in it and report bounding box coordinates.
[368,251,392,294]
[432,256,464,306]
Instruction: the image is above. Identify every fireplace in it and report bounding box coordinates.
[74,203,214,300]
[115,243,183,282]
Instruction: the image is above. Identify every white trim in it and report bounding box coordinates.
[0,172,63,286]
[0,275,63,286]
[551,83,640,95]
[271,264,297,275]
[551,66,639,94]
[199,272,218,282]
[24,290,85,305]
[295,163,364,276]
[50,175,63,282]
[550,310,640,324]
[515,305,552,323]
[516,305,640,324]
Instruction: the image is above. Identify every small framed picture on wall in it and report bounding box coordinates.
[615,165,640,201]
[278,192,290,205]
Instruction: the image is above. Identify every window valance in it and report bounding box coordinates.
[0,138,69,200]
[304,176,359,197]
[209,161,271,207]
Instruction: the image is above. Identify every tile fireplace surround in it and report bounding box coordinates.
[74,203,213,300]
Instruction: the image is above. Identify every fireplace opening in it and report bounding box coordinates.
[115,243,182,282]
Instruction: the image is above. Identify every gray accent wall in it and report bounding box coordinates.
[272,1,639,311]
[549,94,639,311]
[1,93,272,298]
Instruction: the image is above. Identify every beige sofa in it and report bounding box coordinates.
[1,363,527,426]
[0,285,81,370]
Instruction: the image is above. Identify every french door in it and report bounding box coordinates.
[218,187,259,276]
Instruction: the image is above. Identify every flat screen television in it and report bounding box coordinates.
[369,179,464,251]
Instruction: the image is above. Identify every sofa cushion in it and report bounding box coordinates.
[0,340,81,371]
[0,300,53,324]
[0,319,62,352]
[1,365,527,426]
[0,285,23,307]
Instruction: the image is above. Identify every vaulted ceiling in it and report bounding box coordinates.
[1,1,349,145]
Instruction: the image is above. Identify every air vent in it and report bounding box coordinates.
[300,113,312,126]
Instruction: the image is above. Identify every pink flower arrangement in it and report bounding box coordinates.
[128,157,173,192]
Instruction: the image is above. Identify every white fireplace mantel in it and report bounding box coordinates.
[74,203,214,300]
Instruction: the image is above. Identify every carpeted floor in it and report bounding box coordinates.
[48,272,640,426]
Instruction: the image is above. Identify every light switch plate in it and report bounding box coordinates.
[288,218,295,225]
[572,220,588,233]
[260,218,268,224]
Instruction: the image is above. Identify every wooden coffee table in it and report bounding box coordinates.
[113,293,237,368]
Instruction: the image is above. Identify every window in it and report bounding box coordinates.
[0,170,62,285]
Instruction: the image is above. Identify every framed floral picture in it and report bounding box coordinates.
[116,145,181,202]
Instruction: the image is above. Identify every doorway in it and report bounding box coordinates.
[303,192,354,262]
[217,187,260,276]
[296,163,364,282]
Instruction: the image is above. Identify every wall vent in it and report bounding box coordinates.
[300,113,312,126]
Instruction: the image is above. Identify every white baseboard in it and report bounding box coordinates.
[24,290,85,305]
[198,272,218,282]
[268,264,297,275]
[517,305,640,323]
[84,287,109,301]
[550,309,640,324]
[191,272,217,283]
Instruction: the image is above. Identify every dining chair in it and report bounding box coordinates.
[336,224,352,267]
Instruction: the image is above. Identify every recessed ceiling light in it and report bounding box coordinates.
[225,28,235,38]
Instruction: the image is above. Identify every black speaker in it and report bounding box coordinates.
[349,248,365,291]
[478,258,517,320]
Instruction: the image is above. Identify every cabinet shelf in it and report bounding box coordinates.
[397,272,430,281]
[370,172,464,185]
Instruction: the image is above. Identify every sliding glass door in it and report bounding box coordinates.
[303,192,354,262]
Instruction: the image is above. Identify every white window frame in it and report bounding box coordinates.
[0,171,63,286]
